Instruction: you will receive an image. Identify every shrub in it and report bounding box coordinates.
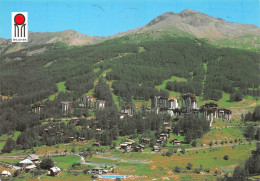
[186,163,193,170]
[204,168,210,173]
[223,155,229,160]
[181,147,186,154]
[40,158,54,170]
[194,168,200,174]
[191,140,197,147]
[165,149,174,157]
[174,166,181,173]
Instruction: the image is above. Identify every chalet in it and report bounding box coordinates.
[32,103,44,113]
[49,167,61,176]
[118,112,128,119]
[91,167,103,175]
[133,144,145,152]
[78,137,86,142]
[25,165,36,173]
[56,131,62,135]
[82,94,94,108]
[95,128,102,134]
[163,122,169,126]
[125,142,133,148]
[1,171,11,177]
[153,145,161,152]
[141,138,150,144]
[120,106,134,116]
[66,137,74,142]
[160,133,168,140]
[19,159,33,167]
[44,126,52,133]
[156,139,163,145]
[171,139,181,145]
[61,101,72,114]
[120,144,129,150]
[70,117,80,125]
[178,130,184,136]
[93,142,100,147]
[26,154,39,163]
[165,127,171,133]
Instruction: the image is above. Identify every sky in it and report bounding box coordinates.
[0,0,259,39]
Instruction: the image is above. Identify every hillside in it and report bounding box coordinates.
[0,32,259,181]
[0,37,259,117]
[0,30,106,54]
[1,9,259,54]
[111,9,260,50]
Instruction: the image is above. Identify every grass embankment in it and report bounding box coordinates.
[110,143,255,180]
[0,131,21,151]
[44,81,67,102]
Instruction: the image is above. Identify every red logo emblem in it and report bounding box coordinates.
[14,14,25,25]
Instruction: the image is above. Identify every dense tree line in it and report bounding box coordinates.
[172,114,210,143]
[221,143,260,181]
[244,106,260,122]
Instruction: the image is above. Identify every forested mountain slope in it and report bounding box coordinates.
[0,37,259,103]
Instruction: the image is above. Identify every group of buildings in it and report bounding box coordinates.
[152,93,232,124]
[16,154,61,176]
[32,93,232,124]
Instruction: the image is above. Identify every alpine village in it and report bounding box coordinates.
[0,9,260,181]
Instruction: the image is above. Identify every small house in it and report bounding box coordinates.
[93,142,100,147]
[141,138,150,144]
[66,137,74,142]
[156,139,163,145]
[91,167,103,175]
[19,159,33,167]
[153,145,161,152]
[78,137,86,142]
[120,144,128,150]
[70,117,80,125]
[171,139,181,145]
[25,165,36,173]
[1,171,11,177]
[163,122,169,126]
[49,167,61,176]
[165,127,171,133]
[120,106,134,116]
[26,154,40,163]
[160,133,168,140]
[133,144,145,152]
[125,142,133,148]
[95,128,102,134]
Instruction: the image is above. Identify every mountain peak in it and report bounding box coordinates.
[180,9,198,14]
[178,9,206,18]
[146,11,175,27]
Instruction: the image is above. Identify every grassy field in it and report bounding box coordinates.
[43,155,81,169]
[84,143,255,180]
[155,76,187,88]
[44,81,67,101]
[0,131,21,151]
[197,124,246,146]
